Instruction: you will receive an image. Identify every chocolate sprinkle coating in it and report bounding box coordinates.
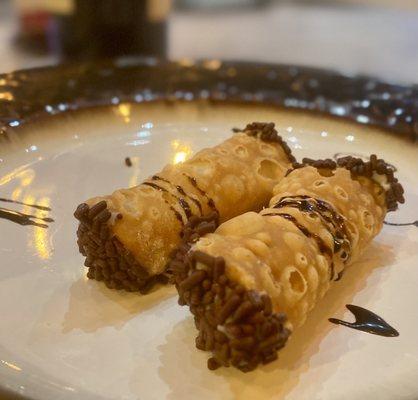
[291,155,404,212]
[170,212,290,372]
[74,201,168,293]
[336,155,404,211]
[244,122,296,163]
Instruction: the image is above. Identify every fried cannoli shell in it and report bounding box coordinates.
[75,122,294,292]
[172,155,404,371]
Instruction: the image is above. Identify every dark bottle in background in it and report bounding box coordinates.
[15,0,170,60]
[61,0,170,59]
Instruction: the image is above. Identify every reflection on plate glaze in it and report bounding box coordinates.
[30,197,53,259]
[171,140,193,165]
[114,103,131,124]
[0,359,21,372]
[0,167,35,188]
[329,304,399,337]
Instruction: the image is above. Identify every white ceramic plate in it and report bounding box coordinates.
[0,102,417,400]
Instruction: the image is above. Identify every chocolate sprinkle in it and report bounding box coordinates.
[125,157,132,167]
[170,212,290,372]
[74,201,168,293]
[291,155,404,212]
[244,122,296,163]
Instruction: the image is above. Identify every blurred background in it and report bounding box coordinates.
[0,0,417,83]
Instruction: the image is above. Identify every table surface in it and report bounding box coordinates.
[0,0,417,84]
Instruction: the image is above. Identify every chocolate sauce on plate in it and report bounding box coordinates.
[329,304,399,337]
[0,197,53,228]
[0,197,51,211]
[384,220,418,228]
[0,206,53,228]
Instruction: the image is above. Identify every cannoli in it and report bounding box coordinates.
[171,155,404,371]
[74,122,295,293]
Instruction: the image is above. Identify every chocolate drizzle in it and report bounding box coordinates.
[183,173,219,215]
[176,185,203,214]
[178,198,192,219]
[266,212,333,257]
[142,181,184,224]
[274,195,349,239]
[169,206,184,225]
[151,175,169,183]
[265,195,351,280]
[0,206,53,228]
[329,304,399,337]
[143,179,190,224]
[152,175,203,216]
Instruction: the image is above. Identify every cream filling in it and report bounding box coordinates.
[372,172,390,191]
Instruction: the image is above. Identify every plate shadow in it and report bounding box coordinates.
[62,278,176,333]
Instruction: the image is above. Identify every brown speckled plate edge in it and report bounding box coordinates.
[0,58,417,141]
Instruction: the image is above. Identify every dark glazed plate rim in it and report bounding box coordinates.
[0,57,417,141]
